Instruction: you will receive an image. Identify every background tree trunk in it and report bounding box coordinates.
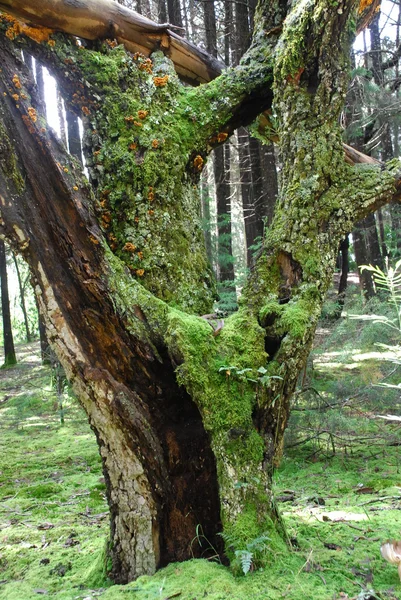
[0,240,17,367]
[167,0,183,33]
[36,297,50,363]
[12,252,32,342]
[66,109,82,162]
[335,236,349,318]
[353,220,376,299]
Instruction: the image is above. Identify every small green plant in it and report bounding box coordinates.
[190,524,222,563]
[218,365,256,383]
[218,364,282,389]
[354,259,401,333]
[221,532,271,575]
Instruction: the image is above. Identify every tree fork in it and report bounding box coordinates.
[0,28,294,574]
[1,0,401,585]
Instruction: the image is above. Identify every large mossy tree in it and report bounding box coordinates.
[0,0,399,584]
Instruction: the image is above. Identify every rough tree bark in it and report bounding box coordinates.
[0,0,397,585]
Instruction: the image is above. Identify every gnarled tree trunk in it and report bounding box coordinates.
[0,0,397,584]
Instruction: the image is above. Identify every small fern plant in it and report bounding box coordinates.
[221,532,271,575]
[234,549,253,575]
[359,258,401,333]
[354,259,401,391]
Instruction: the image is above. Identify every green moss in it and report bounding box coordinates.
[166,308,267,435]
[82,540,111,588]
[223,503,285,559]
[279,299,311,339]
[24,482,64,499]
[0,343,111,600]
[0,122,24,194]
[43,40,216,314]
[259,299,283,323]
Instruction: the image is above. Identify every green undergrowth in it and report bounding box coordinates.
[0,343,110,600]
[287,280,401,456]
[1,341,401,599]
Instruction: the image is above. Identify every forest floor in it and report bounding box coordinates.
[1,285,401,599]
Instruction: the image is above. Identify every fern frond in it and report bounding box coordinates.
[247,533,271,552]
[235,550,253,575]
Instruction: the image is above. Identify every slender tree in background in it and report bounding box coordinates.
[336,235,350,316]
[224,0,232,65]
[36,298,50,363]
[56,87,67,145]
[167,0,183,33]
[12,252,32,342]
[346,49,384,297]
[0,241,16,367]
[353,221,376,298]
[0,0,398,583]
[65,109,82,161]
[200,166,213,265]
[203,0,235,288]
[234,0,254,267]
[233,0,278,266]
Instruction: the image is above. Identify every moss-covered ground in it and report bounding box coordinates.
[1,305,401,599]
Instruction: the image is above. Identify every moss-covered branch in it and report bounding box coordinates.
[0,24,220,312]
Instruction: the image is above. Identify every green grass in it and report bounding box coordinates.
[1,338,401,599]
[0,343,110,600]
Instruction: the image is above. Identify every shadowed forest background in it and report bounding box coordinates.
[2,0,401,597]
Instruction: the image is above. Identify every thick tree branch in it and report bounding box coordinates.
[0,0,383,160]
[348,161,401,221]
[343,143,381,165]
[0,0,379,87]
[0,0,384,169]
[0,0,223,83]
